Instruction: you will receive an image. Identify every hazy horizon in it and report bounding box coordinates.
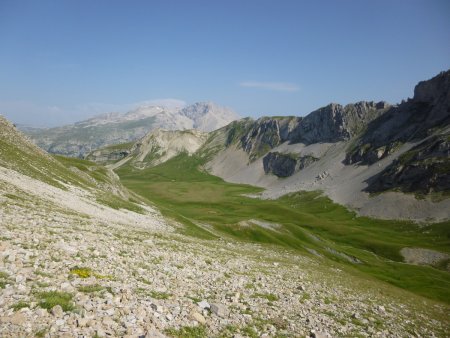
[1,0,449,127]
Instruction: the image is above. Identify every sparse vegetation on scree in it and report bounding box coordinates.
[1,112,449,336]
[116,153,450,303]
[0,118,144,215]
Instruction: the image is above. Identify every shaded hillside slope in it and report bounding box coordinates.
[203,71,450,221]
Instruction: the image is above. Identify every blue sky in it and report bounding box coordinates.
[1,0,449,126]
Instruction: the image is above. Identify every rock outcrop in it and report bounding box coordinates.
[129,129,208,169]
[263,152,298,177]
[345,70,450,165]
[263,152,318,177]
[239,117,301,161]
[227,102,387,163]
[289,101,389,144]
[85,146,132,165]
[89,129,209,170]
[365,133,450,195]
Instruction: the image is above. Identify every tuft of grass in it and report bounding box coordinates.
[241,307,253,315]
[165,325,208,338]
[96,193,144,214]
[218,324,239,338]
[187,296,202,303]
[300,292,311,302]
[245,283,255,289]
[37,291,74,312]
[35,270,52,278]
[251,293,279,302]
[69,267,111,280]
[241,325,258,338]
[10,300,30,311]
[70,267,93,278]
[139,277,152,285]
[270,317,288,330]
[34,281,50,288]
[77,284,104,293]
[0,271,10,288]
[149,290,172,300]
[351,317,365,327]
[34,328,47,338]
[4,193,26,202]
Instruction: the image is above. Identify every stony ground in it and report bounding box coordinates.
[0,174,449,337]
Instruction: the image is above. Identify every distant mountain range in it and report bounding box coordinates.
[87,70,450,221]
[21,102,239,157]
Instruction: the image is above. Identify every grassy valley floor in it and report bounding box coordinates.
[116,154,450,304]
[0,152,449,337]
[0,173,449,337]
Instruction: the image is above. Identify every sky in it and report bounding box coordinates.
[0,0,449,127]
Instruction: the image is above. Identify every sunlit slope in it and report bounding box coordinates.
[0,116,85,189]
[0,115,143,213]
[87,129,208,170]
[116,153,450,303]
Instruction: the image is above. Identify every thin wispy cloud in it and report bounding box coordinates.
[239,81,300,92]
[136,99,186,109]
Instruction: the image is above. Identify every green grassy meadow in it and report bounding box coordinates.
[115,153,450,303]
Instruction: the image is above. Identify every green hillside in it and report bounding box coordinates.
[116,153,450,303]
[0,116,143,213]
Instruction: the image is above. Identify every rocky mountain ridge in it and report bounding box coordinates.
[87,129,208,169]
[1,78,449,337]
[208,71,450,220]
[22,102,239,158]
[91,70,450,221]
[345,71,450,165]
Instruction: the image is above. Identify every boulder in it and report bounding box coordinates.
[210,303,228,318]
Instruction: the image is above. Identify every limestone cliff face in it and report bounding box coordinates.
[262,152,297,177]
[289,101,389,144]
[414,70,450,110]
[232,101,387,164]
[263,152,318,177]
[345,70,450,165]
[365,134,450,195]
[219,101,386,180]
[213,71,449,199]
[238,117,301,161]
[85,146,132,165]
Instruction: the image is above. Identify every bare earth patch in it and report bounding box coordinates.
[400,247,449,269]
